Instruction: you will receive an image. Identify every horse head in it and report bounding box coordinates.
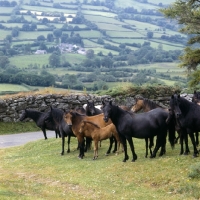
[102,100,112,122]
[131,98,143,112]
[63,110,75,127]
[193,90,200,104]
[19,109,27,121]
[169,94,182,119]
[86,100,96,115]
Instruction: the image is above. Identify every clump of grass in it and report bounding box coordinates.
[188,162,200,179]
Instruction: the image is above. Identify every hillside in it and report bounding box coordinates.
[0,0,187,93]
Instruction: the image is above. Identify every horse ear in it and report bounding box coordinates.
[102,100,105,105]
[194,90,197,94]
[178,94,180,98]
[171,95,174,99]
[109,100,112,105]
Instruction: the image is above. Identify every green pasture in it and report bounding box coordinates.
[9,53,85,69]
[106,30,144,38]
[115,0,160,10]
[148,0,175,5]
[0,136,200,199]
[0,84,30,92]
[84,47,119,55]
[63,30,102,38]
[21,5,77,14]
[82,10,117,18]
[95,22,131,31]
[82,5,109,11]
[0,16,11,22]
[82,39,101,48]
[3,23,23,28]
[0,30,11,40]
[84,14,125,25]
[48,23,87,29]
[23,15,39,23]
[0,7,13,14]
[17,31,52,40]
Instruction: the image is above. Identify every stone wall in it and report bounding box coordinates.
[0,92,175,122]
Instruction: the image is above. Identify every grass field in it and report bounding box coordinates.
[0,136,199,199]
[0,30,12,40]
[9,53,86,69]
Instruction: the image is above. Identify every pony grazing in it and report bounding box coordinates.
[46,106,75,155]
[79,121,121,160]
[102,100,175,162]
[167,94,199,157]
[20,109,60,139]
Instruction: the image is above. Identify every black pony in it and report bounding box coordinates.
[84,100,102,116]
[102,100,175,162]
[46,106,75,155]
[20,109,60,139]
[167,94,199,157]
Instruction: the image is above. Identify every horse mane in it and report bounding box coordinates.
[51,107,64,122]
[143,98,161,109]
[83,120,100,129]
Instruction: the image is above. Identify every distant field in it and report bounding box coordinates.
[0,84,30,91]
[106,31,144,38]
[84,15,125,24]
[82,10,117,17]
[82,39,101,47]
[95,22,130,31]
[9,53,86,68]
[148,0,174,5]
[82,5,109,11]
[84,47,119,55]
[0,7,13,13]
[115,0,160,10]
[0,30,11,40]
[17,31,52,40]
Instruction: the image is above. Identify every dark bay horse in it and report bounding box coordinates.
[131,97,169,157]
[20,109,60,139]
[46,106,75,155]
[63,111,119,159]
[167,94,199,157]
[102,100,175,162]
[84,100,102,116]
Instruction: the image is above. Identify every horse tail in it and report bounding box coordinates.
[167,120,176,149]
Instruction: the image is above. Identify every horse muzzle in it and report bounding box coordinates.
[103,117,109,122]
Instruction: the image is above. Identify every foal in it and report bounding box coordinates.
[79,121,121,160]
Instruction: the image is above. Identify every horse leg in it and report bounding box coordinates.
[188,131,199,157]
[126,136,137,162]
[120,135,129,162]
[42,128,47,140]
[149,137,154,156]
[179,131,184,155]
[112,136,117,153]
[105,137,113,155]
[93,141,98,160]
[145,138,148,158]
[151,136,162,158]
[67,135,70,153]
[183,131,190,155]
[61,132,65,155]
[195,132,199,146]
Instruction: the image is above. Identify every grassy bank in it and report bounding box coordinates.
[0,137,200,199]
[0,122,40,135]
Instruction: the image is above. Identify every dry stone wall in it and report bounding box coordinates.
[0,92,192,122]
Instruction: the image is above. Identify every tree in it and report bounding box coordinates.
[53,29,62,38]
[160,0,200,87]
[47,33,54,42]
[0,56,9,68]
[86,49,95,59]
[147,31,153,39]
[49,51,60,67]
[37,35,45,41]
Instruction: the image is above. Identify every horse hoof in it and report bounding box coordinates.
[134,155,137,160]
[67,150,70,153]
[61,152,64,156]
[131,159,136,162]
[122,159,126,162]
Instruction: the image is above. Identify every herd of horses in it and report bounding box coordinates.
[19,91,200,162]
